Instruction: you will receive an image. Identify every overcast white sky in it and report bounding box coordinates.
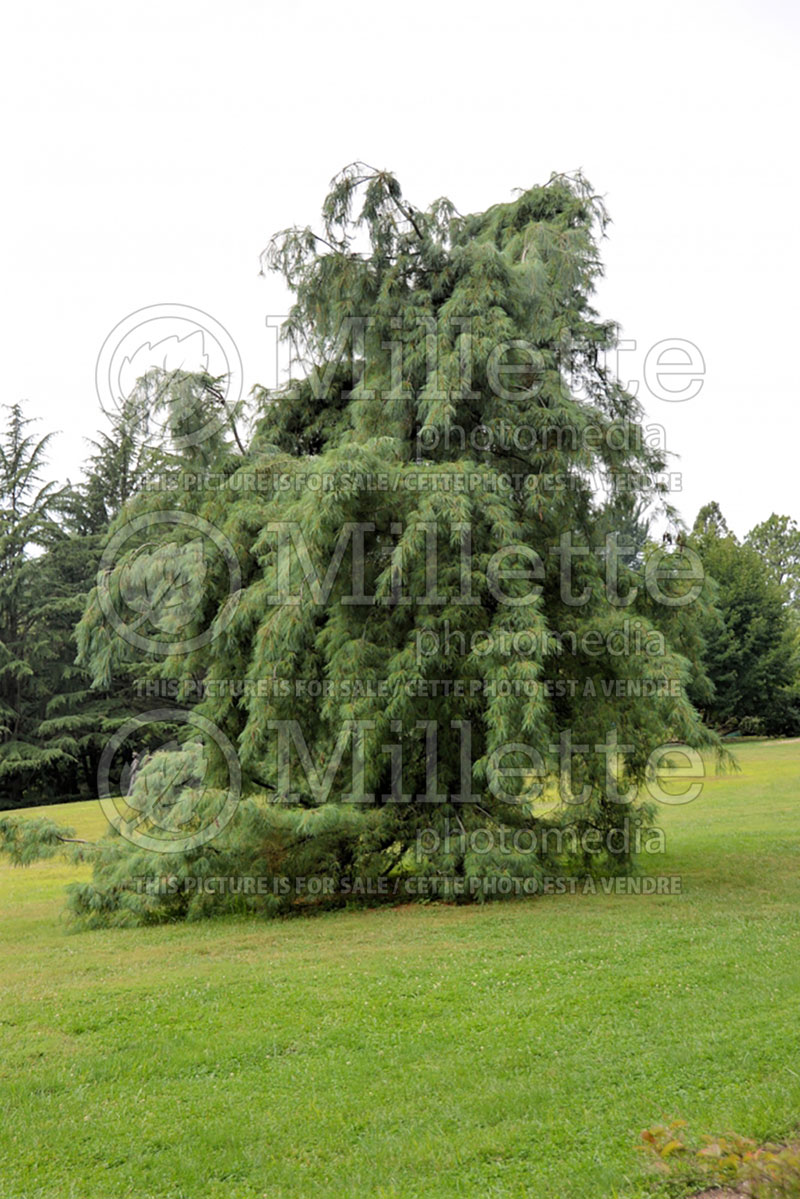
[2,0,797,537]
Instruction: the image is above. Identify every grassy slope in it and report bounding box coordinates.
[0,741,799,1199]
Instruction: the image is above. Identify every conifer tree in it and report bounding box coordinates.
[13,167,722,918]
[691,505,799,735]
[0,400,156,810]
[0,404,72,804]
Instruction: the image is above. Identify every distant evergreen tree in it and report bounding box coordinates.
[690,505,800,736]
[0,400,159,811]
[0,404,72,805]
[72,394,158,535]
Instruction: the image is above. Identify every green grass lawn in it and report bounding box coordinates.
[1,741,799,1199]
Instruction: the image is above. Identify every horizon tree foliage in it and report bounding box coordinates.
[0,399,165,811]
[4,166,723,920]
[0,403,75,805]
[69,393,160,535]
[745,513,800,619]
[690,503,800,736]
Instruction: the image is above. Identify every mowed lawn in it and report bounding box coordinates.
[1,742,799,1199]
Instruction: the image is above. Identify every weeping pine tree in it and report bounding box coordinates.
[8,165,721,922]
